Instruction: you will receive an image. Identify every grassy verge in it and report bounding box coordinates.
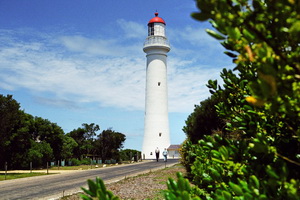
[0,172,51,181]
[49,163,118,170]
[0,162,126,181]
[50,165,98,170]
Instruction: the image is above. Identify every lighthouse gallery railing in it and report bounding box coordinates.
[144,36,170,47]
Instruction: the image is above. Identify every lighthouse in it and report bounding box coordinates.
[142,12,171,159]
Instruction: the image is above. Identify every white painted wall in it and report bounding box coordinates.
[142,45,170,159]
[168,150,181,159]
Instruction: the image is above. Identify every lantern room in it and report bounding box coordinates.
[147,12,166,37]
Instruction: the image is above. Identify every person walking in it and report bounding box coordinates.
[155,147,160,162]
[163,148,168,162]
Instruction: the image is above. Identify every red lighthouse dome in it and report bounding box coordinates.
[148,12,166,25]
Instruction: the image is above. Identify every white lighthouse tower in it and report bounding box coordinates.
[142,12,171,159]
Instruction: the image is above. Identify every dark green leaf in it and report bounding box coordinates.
[191,12,211,21]
[224,51,238,58]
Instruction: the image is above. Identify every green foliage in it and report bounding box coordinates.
[179,0,300,199]
[0,94,30,169]
[0,94,126,169]
[61,136,78,160]
[69,158,81,166]
[184,135,300,199]
[67,123,100,159]
[183,96,225,143]
[179,139,197,178]
[67,127,88,159]
[119,149,141,161]
[28,140,53,167]
[94,128,126,161]
[81,177,120,200]
[80,158,92,165]
[28,116,65,161]
[0,94,102,169]
[164,172,201,200]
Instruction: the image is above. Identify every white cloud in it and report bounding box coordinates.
[168,25,230,68]
[0,33,146,110]
[59,35,142,57]
[169,26,216,46]
[168,57,221,113]
[0,24,228,113]
[117,19,145,39]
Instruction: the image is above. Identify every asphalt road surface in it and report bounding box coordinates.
[0,159,179,200]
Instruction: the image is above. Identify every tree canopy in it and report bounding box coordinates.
[94,128,126,161]
[0,94,128,169]
[67,123,100,159]
[183,95,225,143]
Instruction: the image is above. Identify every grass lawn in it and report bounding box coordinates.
[0,162,131,182]
[0,172,51,181]
[49,164,110,170]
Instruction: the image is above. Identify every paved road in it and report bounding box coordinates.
[0,159,179,200]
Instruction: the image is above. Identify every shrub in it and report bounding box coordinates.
[81,177,120,200]
[69,158,81,166]
[180,0,300,199]
[80,158,92,165]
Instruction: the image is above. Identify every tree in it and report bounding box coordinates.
[119,149,141,161]
[27,140,53,168]
[182,96,225,143]
[67,123,100,159]
[82,123,100,156]
[94,128,126,161]
[0,95,32,169]
[61,135,78,160]
[29,117,65,161]
[67,127,86,159]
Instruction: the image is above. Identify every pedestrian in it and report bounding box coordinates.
[163,148,168,162]
[155,147,160,162]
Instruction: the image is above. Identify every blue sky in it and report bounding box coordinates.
[0,0,233,150]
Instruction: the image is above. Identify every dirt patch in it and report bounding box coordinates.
[61,164,185,200]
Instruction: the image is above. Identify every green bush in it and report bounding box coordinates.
[80,158,92,165]
[81,177,120,200]
[184,135,300,199]
[68,158,92,166]
[164,172,201,200]
[183,96,225,143]
[69,158,81,166]
[119,149,141,161]
[180,0,300,199]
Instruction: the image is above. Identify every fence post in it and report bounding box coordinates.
[30,162,32,173]
[4,162,7,180]
[47,162,49,175]
[130,152,132,163]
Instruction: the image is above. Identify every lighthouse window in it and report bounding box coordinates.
[148,24,154,36]
[158,82,161,86]
[159,132,162,137]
